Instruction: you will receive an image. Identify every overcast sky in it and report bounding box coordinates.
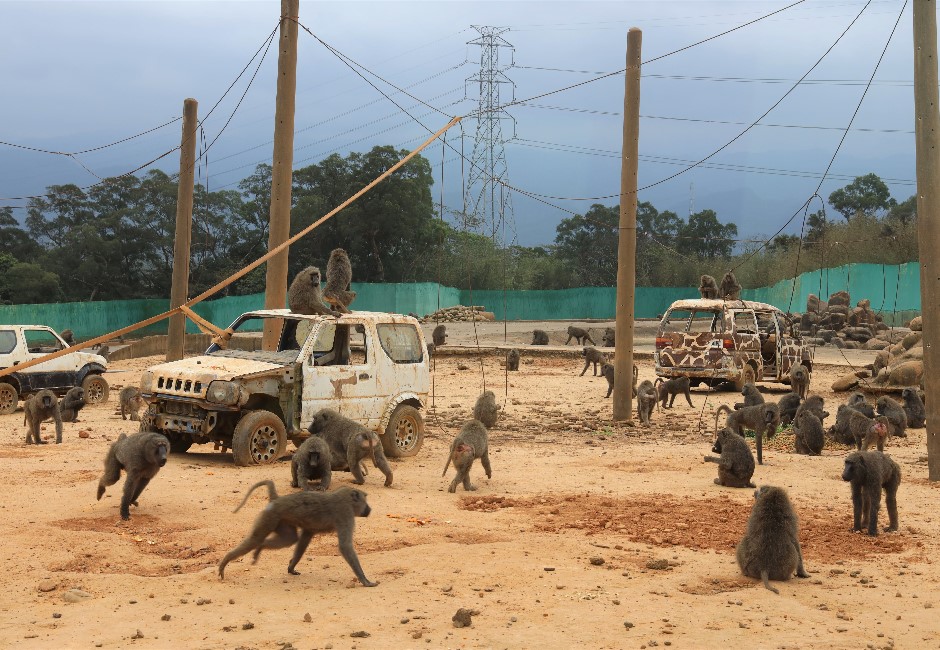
[0,0,920,247]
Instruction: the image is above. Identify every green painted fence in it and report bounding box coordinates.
[0,262,920,339]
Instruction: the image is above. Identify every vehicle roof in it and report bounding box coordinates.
[0,324,58,329]
[241,309,420,323]
[665,298,783,312]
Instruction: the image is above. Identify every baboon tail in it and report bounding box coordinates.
[233,480,278,513]
[761,569,780,594]
[442,456,452,477]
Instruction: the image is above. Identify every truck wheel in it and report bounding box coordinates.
[733,364,757,392]
[0,382,17,414]
[232,410,287,466]
[383,404,424,458]
[81,374,110,404]
[166,433,193,454]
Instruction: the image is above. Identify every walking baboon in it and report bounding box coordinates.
[472,390,500,429]
[531,329,549,345]
[793,410,824,456]
[60,328,75,345]
[715,403,780,465]
[901,387,926,428]
[288,266,337,316]
[323,248,356,313]
[789,363,810,399]
[442,419,491,493]
[308,408,393,487]
[778,392,802,427]
[565,325,595,346]
[432,324,447,347]
[58,387,85,423]
[847,391,876,418]
[847,409,890,451]
[601,327,615,347]
[735,383,764,409]
[506,348,520,371]
[96,431,170,520]
[291,435,332,491]
[636,380,657,425]
[580,346,605,376]
[699,274,719,299]
[601,363,615,398]
[719,271,742,301]
[219,481,376,586]
[705,427,755,488]
[736,485,809,594]
[24,389,63,444]
[876,395,908,438]
[118,386,145,421]
[653,376,693,408]
[842,451,900,536]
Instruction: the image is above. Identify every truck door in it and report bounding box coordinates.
[22,328,78,391]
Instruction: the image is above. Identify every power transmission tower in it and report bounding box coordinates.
[464,26,517,243]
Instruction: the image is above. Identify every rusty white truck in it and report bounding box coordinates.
[139,310,430,465]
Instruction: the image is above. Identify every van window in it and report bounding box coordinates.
[24,329,63,353]
[733,312,757,335]
[377,323,423,363]
[664,309,721,333]
[311,323,367,366]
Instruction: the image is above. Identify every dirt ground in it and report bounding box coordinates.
[0,333,938,649]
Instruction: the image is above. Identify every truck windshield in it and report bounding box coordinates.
[205,314,315,362]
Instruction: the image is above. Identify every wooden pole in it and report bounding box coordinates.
[262,0,300,350]
[612,28,641,422]
[913,0,940,480]
[166,98,198,362]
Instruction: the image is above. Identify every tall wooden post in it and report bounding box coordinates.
[262,0,300,350]
[166,98,198,362]
[913,0,940,480]
[612,28,641,421]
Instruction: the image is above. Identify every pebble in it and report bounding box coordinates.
[590,557,605,566]
[646,559,669,570]
[624,621,635,629]
[350,631,370,638]
[37,580,58,593]
[62,589,92,603]
[543,567,555,572]
[52,612,61,619]
[78,430,90,439]
[304,613,312,623]
[131,630,144,639]
[452,608,478,628]
[196,598,211,606]
[161,614,171,621]
[400,618,410,624]
[510,617,517,623]
[242,622,255,630]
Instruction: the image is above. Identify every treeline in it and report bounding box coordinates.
[0,147,917,304]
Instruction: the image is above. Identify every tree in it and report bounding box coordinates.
[828,173,896,222]
[887,195,916,226]
[4,262,61,304]
[553,204,619,286]
[675,209,738,258]
[0,207,39,261]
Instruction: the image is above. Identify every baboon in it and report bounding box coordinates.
[793,410,824,456]
[60,328,75,345]
[653,376,693,408]
[846,391,876,418]
[219,481,376,585]
[506,348,520,371]
[715,403,780,465]
[719,271,742,301]
[442,419,491,493]
[96,344,110,361]
[565,325,595,346]
[829,404,862,446]
[426,342,435,358]
[24,389,63,445]
[601,327,615,347]
[699,274,719,300]
[735,383,764,409]
[842,451,900,536]
[735,485,809,594]
[472,390,500,429]
[777,392,802,427]
[96,431,170,520]
[636,380,657,425]
[901,387,926,429]
[705,427,755,488]
[291,435,332,491]
[600,364,637,399]
[288,266,338,316]
[580,346,605,376]
[789,363,810,399]
[876,395,908,438]
[846,409,890,451]
[58,387,86,423]
[794,394,828,424]
[118,386,145,421]
[308,408,393,487]
[632,365,638,398]
[532,329,549,345]
[432,324,447,347]
[322,248,356,313]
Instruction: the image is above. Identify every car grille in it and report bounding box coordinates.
[155,376,204,395]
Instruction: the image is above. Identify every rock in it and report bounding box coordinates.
[910,316,923,331]
[828,304,849,316]
[848,307,876,327]
[873,321,889,332]
[303,613,312,623]
[864,339,889,351]
[831,372,861,392]
[901,332,922,350]
[646,559,670,570]
[828,290,851,307]
[131,630,143,640]
[350,631,370,638]
[843,340,860,350]
[161,614,171,621]
[800,312,819,332]
[62,589,92,603]
[818,329,836,343]
[452,608,479,628]
[807,294,827,313]
[78,430,90,439]
[624,621,635,629]
[457,363,470,371]
[857,299,871,309]
[38,580,58,593]
[831,337,846,349]
[874,360,924,387]
[901,346,924,361]
[590,557,605,566]
[842,327,873,343]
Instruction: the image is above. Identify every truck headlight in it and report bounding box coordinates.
[207,380,240,406]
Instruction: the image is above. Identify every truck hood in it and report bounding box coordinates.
[141,355,285,398]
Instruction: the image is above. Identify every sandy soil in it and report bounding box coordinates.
[0,341,937,650]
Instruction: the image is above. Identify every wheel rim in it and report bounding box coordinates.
[394,415,418,452]
[249,423,281,463]
[86,379,104,402]
[0,387,15,410]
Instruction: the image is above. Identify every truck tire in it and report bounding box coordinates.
[0,382,17,414]
[232,410,287,466]
[81,374,110,404]
[382,404,424,458]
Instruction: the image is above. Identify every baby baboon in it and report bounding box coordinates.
[442,419,491,493]
[736,485,809,594]
[118,386,145,421]
[600,363,615,398]
[847,391,875,418]
[636,379,657,425]
[506,348,520,371]
[60,328,75,345]
[219,480,376,585]
[699,274,719,300]
[472,390,500,429]
[96,344,110,361]
[715,403,780,465]
[96,431,169,520]
[778,392,802,427]
[842,451,900,536]
[719,270,742,300]
[735,383,764,409]
[531,329,549,345]
[322,248,356,313]
[24,389,63,445]
[788,363,810,399]
[900,387,925,428]
[565,325,595,346]
[793,410,824,456]
[876,395,908,438]
[601,327,615,347]
[58,387,86,423]
[291,435,332,491]
[288,266,338,316]
[432,324,447,347]
[705,427,755,488]
[847,409,890,451]
[580,346,605,376]
[794,394,828,424]
[653,376,693,409]
[308,408,393,487]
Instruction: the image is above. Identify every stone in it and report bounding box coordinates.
[62,589,92,603]
[864,339,890,351]
[831,372,861,392]
[857,298,871,309]
[828,290,851,307]
[843,327,873,343]
[37,580,58,593]
[909,316,923,331]
[901,332,922,350]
